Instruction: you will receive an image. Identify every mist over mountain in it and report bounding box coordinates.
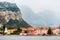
[20,5,60,27]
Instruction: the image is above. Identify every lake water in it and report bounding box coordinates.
[0,35,60,40]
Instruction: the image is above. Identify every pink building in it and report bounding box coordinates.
[34,27,48,35]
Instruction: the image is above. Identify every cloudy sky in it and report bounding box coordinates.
[0,0,60,13]
[0,0,60,27]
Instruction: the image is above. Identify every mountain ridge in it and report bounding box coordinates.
[0,2,32,28]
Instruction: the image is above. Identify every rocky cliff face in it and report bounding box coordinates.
[0,2,32,28]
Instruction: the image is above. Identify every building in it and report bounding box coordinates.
[51,27,59,35]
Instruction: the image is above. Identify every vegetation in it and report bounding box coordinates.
[0,28,3,34]
[11,28,22,35]
[47,27,53,35]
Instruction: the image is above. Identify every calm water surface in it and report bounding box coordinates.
[0,35,60,40]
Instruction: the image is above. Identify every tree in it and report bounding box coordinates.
[3,25,5,35]
[17,28,22,32]
[0,16,6,35]
[24,30,28,33]
[12,28,22,35]
[47,27,53,35]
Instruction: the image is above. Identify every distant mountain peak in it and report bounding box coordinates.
[0,2,20,12]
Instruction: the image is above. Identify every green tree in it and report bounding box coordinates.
[12,28,22,35]
[47,27,53,35]
[0,16,6,35]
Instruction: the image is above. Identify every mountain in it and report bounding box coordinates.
[0,2,32,28]
[5,19,32,28]
[21,6,60,27]
[0,2,20,12]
